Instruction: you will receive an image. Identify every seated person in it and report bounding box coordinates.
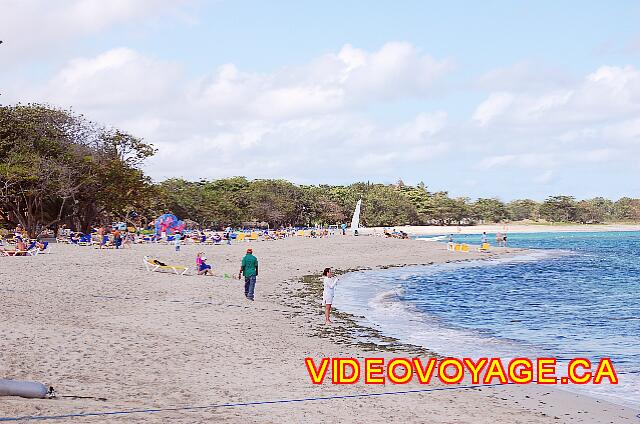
[196,252,212,275]
[14,237,27,255]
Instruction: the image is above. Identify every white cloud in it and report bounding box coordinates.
[533,170,554,184]
[191,42,453,120]
[472,93,514,126]
[393,112,448,144]
[476,153,555,170]
[471,64,640,191]
[0,0,194,67]
[5,42,455,184]
[472,65,640,128]
[44,48,181,114]
[3,9,640,200]
[475,61,574,92]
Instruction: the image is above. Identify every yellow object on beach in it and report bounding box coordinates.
[249,232,258,240]
[478,242,490,252]
[236,233,246,241]
[142,256,189,275]
[447,242,470,253]
[296,230,305,237]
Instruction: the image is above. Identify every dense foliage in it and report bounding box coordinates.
[1,104,639,236]
[0,104,154,236]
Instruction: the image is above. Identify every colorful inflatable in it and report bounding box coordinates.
[154,214,185,236]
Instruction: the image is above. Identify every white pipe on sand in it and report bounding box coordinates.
[0,379,48,398]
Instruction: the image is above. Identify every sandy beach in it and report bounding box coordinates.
[1,236,637,423]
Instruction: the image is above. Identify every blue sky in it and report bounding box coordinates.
[2,0,640,200]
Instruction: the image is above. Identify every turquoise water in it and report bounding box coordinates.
[335,231,640,408]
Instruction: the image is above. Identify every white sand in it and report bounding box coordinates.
[0,237,637,423]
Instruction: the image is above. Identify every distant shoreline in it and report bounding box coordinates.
[363,223,640,236]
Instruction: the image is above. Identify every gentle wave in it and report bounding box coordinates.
[334,235,640,409]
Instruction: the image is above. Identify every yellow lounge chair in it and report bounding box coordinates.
[249,232,259,241]
[143,256,189,275]
[236,233,246,241]
[478,242,490,252]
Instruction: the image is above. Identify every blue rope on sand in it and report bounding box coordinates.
[1,371,639,422]
[0,382,513,421]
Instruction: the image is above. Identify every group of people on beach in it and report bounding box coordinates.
[0,225,49,256]
[96,226,134,249]
[57,224,345,247]
[192,247,339,322]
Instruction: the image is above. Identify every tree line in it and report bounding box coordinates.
[1,104,639,237]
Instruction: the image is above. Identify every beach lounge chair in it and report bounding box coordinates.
[1,249,37,257]
[24,241,49,255]
[478,242,490,252]
[249,232,259,241]
[143,256,189,275]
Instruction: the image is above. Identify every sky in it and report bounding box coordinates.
[1,0,640,200]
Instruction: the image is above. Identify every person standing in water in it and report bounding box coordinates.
[239,248,258,301]
[322,268,339,325]
[481,231,488,244]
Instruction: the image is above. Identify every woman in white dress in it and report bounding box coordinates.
[322,267,339,325]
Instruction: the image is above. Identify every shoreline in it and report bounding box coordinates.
[290,249,533,356]
[325,253,639,411]
[1,237,637,423]
[363,223,640,236]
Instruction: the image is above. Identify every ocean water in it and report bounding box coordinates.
[334,231,640,408]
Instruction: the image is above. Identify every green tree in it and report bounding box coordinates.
[507,199,540,221]
[576,197,614,224]
[613,197,640,221]
[0,104,154,235]
[539,196,578,222]
[248,179,305,227]
[472,198,509,223]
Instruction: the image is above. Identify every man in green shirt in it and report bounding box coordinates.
[239,248,259,301]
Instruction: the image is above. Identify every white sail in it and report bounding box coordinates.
[350,199,362,232]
